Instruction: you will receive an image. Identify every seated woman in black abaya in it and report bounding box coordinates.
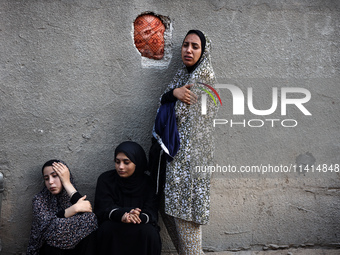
[94,141,161,255]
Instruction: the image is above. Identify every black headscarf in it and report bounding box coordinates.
[115,141,148,195]
[183,29,207,73]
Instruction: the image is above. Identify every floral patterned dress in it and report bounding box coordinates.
[163,32,218,225]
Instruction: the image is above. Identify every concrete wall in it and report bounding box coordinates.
[0,0,339,253]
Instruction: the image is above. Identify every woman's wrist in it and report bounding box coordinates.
[73,203,80,214]
[161,89,177,104]
[63,183,77,197]
[69,190,77,197]
[173,88,179,99]
[64,204,78,218]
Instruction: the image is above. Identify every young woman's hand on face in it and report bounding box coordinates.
[52,162,71,185]
[52,162,77,197]
[173,84,197,105]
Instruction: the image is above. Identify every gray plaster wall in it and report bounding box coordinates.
[0,0,339,254]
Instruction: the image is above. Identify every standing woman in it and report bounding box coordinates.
[94,141,161,255]
[27,160,98,255]
[152,30,219,254]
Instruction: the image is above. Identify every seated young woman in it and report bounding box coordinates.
[94,141,161,255]
[27,160,98,255]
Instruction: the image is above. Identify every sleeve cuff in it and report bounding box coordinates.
[56,209,65,218]
[109,208,119,220]
[161,89,177,104]
[109,208,127,221]
[140,213,150,224]
[70,192,82,204]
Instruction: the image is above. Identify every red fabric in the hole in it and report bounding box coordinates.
[134,15,165,60]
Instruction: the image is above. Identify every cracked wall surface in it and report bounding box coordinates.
[0,0,339,253]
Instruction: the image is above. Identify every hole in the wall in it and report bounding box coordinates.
[134,14,165,60]
[133,12,172,68]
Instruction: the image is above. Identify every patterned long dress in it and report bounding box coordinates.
[163,32,218,225]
